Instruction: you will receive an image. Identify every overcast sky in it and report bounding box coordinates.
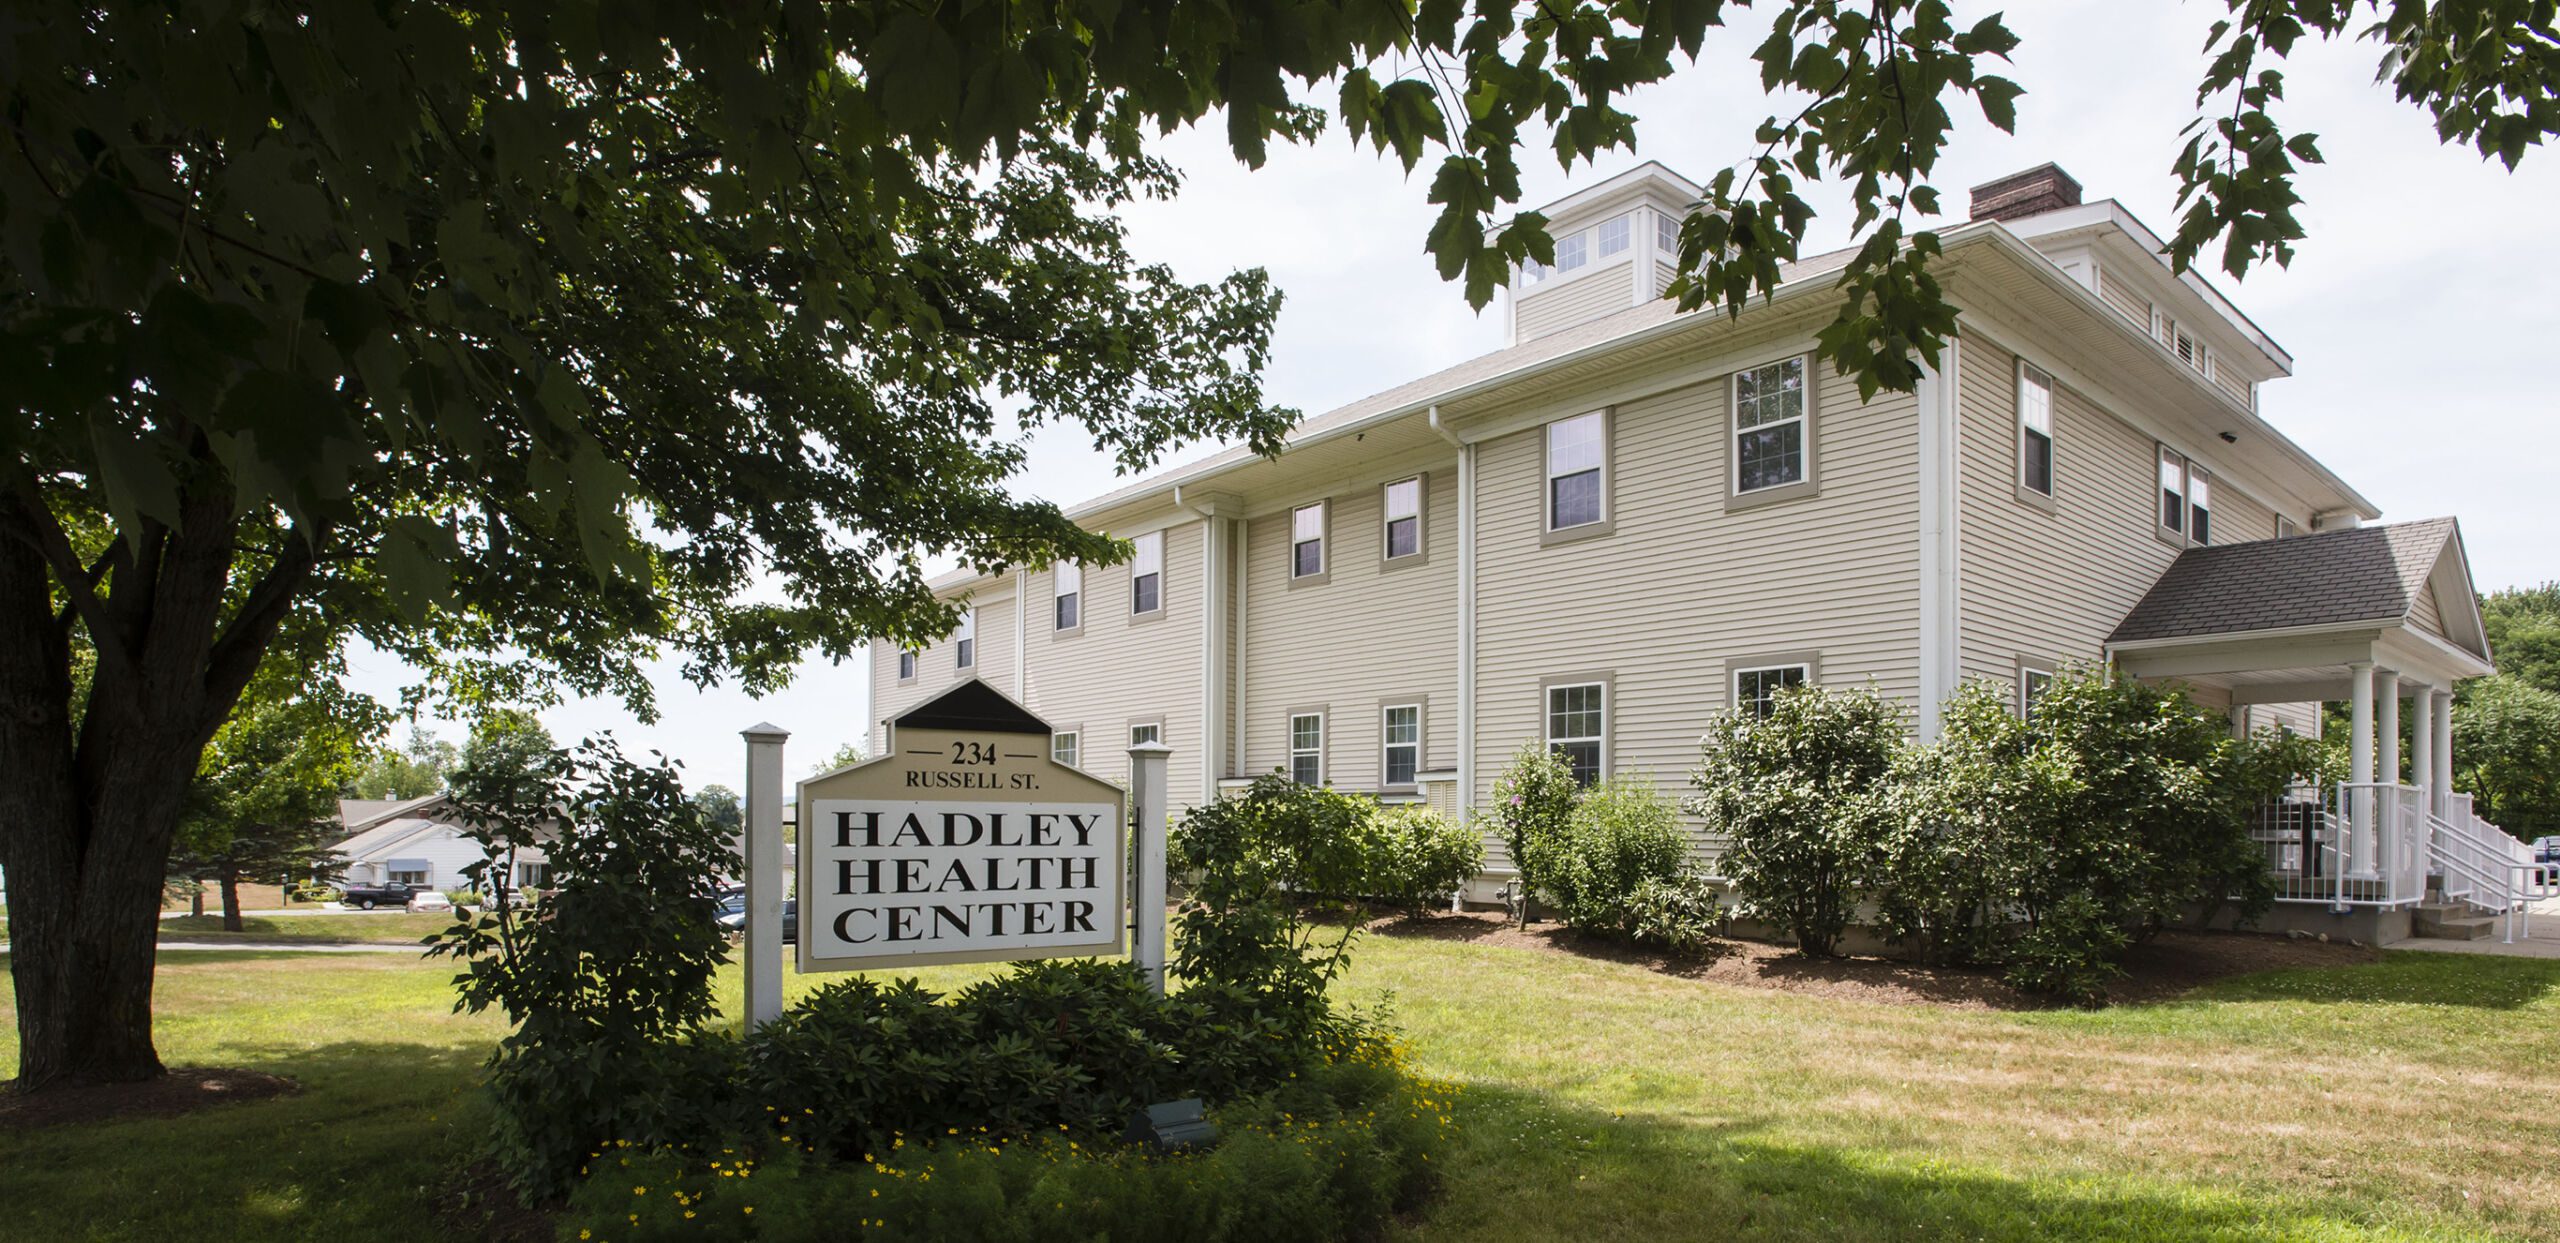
[344,1,2560,795]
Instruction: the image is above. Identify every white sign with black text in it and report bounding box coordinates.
[802,797,1122,965]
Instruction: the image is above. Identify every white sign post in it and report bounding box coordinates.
[1127,740,1171,993]
[740,721,789,1029]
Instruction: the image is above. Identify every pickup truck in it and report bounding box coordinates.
[338,882,428,911]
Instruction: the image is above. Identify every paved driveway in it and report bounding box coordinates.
[2394,896,2560,959]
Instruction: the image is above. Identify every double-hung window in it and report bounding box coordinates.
[2188,470,2213,545]
[954,608,976,669]
[1594,214,1630,258]
[1734,663,1808,719]
[1383,477,1424,561]
[1734,356,1810,496]
[1555,229,1588,273]
[1291,502,1327,580]
[1382,704,1420,787]
[2157,447,2187,537]
[897,649,917,682]
[1130,531,1163,616]
[1054,561,1082,630]
[2017,362,2055,498]
[1546,683,1605,787]
[1546,411,1606,533]
[1051,731,1080,769]
[1289,713,1324,785]
[2019,667,2055,720]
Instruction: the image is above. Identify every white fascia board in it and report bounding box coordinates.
[1501,161,1704,233]
[2002,202,2295,375]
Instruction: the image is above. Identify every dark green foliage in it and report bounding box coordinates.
[448,708,558,809]
[562,1052,1452,1243]
[2480,584,2560,697]
[350,726,458,801]
[429,737,740,1199]
[1691,687,1906,956]
[1369,805,1487,913]
[1622,872,1729,955]
[1527,777,1692,938]
[690,783,745,834]
[1483,742,1581,925]
[2452,674,2560,839]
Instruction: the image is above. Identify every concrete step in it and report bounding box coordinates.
[2412,903,2499,940]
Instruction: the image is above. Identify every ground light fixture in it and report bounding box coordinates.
[1123,1098,1217,1152]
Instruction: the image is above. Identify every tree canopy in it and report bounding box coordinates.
[351,726,461,802]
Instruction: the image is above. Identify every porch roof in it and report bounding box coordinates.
[2105,518,2494,697]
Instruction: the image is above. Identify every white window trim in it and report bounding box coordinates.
[1128,721,1163,748]
[1541,408,1613,544]
[2016,359,2055,506]
[1288,501,1330,586]
[1130,531,1164,618]
[1288,711,1326,785]
[1381,702,1422,789]
[2018,664,2056,720]
[1381,475,1427,564]
[1729,353,1817,508]
[2155,444,2189,545]
[955,607,976,669]
[1053,562,1084,633]
[1051,731,1081,769]
[896,648,917,684]
[1732,661,1813,719]
[1542,679,1609,785]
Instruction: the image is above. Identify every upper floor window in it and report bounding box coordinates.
[955,608,976,669]
[1130,531,1163,615]
[1054,561,1082,631]
[897,649,917,682]
[2019,667,2056,720]
[1289,713,1324,785]
[1051,731,1080,769]
[2155,310,2214,380]
[1734,663,1808,719]
[2157,446,2187,536]
[1734,357,1810,494]
[2017,362,2054,497]
[1656,209,1680,256]
[1383,477,1424,560]
[1555,230,1588,273]
[1546,682,1605,787]
[1382,704,1421,787]
[1546,411,1606,532]
[2189,470,2213,545]
[1521,257,1550,286]
[1595,214,1631,258]
[1291,502,1327,580]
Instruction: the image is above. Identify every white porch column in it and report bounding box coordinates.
[2347,661,2376,878]
[1127,740,1172,993]
[2376,669,2401,786]
[741,721,790,1030]
[2431,688,2455,818]
[2411,686,2436,816]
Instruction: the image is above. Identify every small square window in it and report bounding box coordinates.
[1555,230,1588,272]
[1130,722,1162,748]
[1289,714,1324,785]
[1131,531,1163,615]
[1734,665,1808,719]
[1546,683,1605,787]
[1051,732,1080,769]
[1734,358,1809,494]
[1383,704,1420,787]
[1383,477,1423,560]
[1291,503,1326,579]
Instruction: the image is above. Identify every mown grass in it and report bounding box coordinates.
[156,913,458,944]
[3,936,2555,1243]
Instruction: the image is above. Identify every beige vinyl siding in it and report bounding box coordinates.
[2410,581,2448,640]
[1222,519,1243,778]
[1955,335,2184,688]
[1470,363,1923,867]
[2205,479,2276,548]
[2214,368,2252,408]
[2244,700,2324,739]
[1238,467,1460,792]
[1019,522,1207,803]
[1514,263,1634,342]
[868,588,1018,753]
[2097,266,2149,329]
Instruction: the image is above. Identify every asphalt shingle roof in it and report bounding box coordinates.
[2108,517,2456,644]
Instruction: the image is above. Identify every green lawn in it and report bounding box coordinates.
[156,913,457,944]
[3,936,2555,1242]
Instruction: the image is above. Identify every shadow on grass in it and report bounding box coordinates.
[1421,1084,2488,1243]
[0,1040,494,1243]
[2160,950,2560,1011]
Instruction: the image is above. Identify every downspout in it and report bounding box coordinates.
[1915,338,1963,740]
[1427,406,1476,838]
[1013,568,1029,703]
[1173,486,1223,806]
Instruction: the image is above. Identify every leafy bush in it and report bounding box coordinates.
[562,1049,1455,1243]
[1529,776,1690,937]
[1689,686,1904,956]
[1481,742,1580,925]
[1622,871,1726,954]
[1368,805,1484,911]
[430,737,741,1199]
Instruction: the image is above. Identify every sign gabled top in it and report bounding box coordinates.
[892,678,1052,737]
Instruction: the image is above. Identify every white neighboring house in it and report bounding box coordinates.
[329,793,554,893]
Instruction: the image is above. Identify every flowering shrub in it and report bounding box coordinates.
[560,1041,1458,1243]
[1530,776,1691,937]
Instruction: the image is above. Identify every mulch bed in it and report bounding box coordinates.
[0,1066,300,1132]
[1365,908,2381,1010]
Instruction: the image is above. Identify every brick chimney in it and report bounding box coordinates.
[1968,164,2083,223]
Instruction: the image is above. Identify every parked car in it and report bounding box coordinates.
[716,897,796,944]
[406,890,454,914]
[338,882,426,910]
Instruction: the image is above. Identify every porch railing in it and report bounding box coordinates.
[2252,782,2427,908]
[2428,795,2553,943]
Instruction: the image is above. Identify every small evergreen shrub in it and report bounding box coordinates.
[1621,872,1726,954]
[1689,686,1905,956]
[1533,776,1690,937]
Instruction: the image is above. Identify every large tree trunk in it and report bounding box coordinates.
[1,478,310,1092]
[218,868,243,934]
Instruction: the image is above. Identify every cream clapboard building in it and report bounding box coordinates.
[867,163,2521,935]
